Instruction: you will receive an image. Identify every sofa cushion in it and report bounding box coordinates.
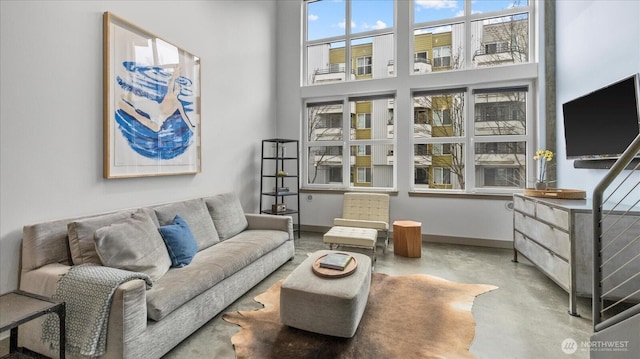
[66,208,160,265]
[93,211,171,282]
[204,192,248,240]
[159,215,198,268]
[68,212,132,265]
[153,199,219,250]
[22,218,74,271]
[145,229,290,321]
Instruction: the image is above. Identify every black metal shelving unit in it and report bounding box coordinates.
[260,139,300,238]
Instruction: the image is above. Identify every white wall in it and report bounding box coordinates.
[556,1,640,194]
[0,0,277,294]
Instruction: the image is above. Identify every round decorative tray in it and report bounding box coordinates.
[312,253,358,278]
[523,188,586,199]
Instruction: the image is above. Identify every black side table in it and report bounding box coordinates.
[0,290,65,359]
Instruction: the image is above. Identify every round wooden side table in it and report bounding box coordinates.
[393,220,422,258]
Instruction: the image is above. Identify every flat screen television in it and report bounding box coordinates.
[562,74,640,160]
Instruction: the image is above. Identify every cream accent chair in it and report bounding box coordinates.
[333,192,390,253]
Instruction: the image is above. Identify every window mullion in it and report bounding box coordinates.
[345,0,352,82]
[343,96,351,188]
[464,89,475,191]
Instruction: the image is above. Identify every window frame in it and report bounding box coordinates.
[410,82,534,194]
[356,113,372,129]
[303,94,396,190]
[303,0,396,86]
[356,56,373,76]
[301,0,538,195]
[432,45,452,68]
[357,167,372,183]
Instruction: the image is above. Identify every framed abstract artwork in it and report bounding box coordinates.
[103,12,201,178]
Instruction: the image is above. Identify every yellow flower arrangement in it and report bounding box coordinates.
[533,149,554,184]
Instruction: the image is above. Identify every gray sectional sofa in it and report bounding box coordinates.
[18,192,295,359]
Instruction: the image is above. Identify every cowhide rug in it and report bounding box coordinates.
[222,273,497,359]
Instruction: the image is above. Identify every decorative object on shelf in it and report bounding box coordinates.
[533,149,554,189]
[103,12,201,178]
[271,143,287,157]
[276,170,288,177]
[272,203,287,213]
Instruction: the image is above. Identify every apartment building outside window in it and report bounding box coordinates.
[305,95,395,189]
[356,56,372,76]
[302,0,536,193]
[357,113,371,129]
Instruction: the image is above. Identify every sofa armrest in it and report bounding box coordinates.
[20,263,148,342]
[245,213,293,239]
[111,279,148,342]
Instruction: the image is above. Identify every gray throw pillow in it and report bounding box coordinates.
[68,211,134,265]
[93,211,171,282]
[204,192,248,240]
[154,198,219,250]
[67,208,159,265]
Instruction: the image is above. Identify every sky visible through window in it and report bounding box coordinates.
[307,0,528,41]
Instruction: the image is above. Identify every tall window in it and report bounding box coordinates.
[302,0,536,194]
[412,86,531,192]
[305,0,395,85]
[305,94,395,189]
[472,87,529,189]
[412,89,466,190]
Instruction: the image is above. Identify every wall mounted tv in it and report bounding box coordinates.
[562,73,640,160]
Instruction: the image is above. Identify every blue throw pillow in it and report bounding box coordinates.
[158,215,198,268]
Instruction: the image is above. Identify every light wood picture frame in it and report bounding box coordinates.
[103,12,201,178]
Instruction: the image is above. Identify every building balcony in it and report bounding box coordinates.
[474,153,525,165]
[312,68,356,84]
[414,123,432,138]
[387,59,432,76]
[472,49,518,66]
[314,155,355,165]
[414,155,432,166]
[310,128,357,141]
[474,120,525,136]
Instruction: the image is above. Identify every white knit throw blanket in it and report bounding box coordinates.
[42,263,152,358]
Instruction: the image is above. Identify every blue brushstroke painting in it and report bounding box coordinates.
[115,62,195,160]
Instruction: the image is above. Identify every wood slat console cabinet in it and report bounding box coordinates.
[512,193,640,317]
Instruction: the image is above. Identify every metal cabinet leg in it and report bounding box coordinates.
[568,289,580,317]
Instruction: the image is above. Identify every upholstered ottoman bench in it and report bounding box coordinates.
[280,250,372,338]
[323,226,378,262]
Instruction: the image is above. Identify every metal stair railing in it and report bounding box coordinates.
[592,133,640,332]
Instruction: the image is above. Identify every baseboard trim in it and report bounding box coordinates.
[299,225,512,249]
[422,234,512,249]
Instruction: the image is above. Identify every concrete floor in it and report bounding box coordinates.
[161,232,593,359]
[1,232,594,358]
